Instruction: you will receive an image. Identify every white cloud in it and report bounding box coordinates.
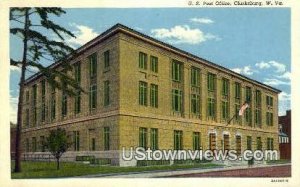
[277,71,291,80]
[151,25,219,45]
[10,94,18,124]
[263,78,290,86]
[190,17,214,24]
[231,66,254,76]
[10,66,21,73]
[278,91,291,116]
[255,60,286,73]
[134,27,143,31]
[66,23,99,47]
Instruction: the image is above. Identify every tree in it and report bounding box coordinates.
[10,8,83,172]
[45,128,71,170]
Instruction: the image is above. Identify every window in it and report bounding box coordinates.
[234,82,241,99]
[40,136,45,152]
[25,109,29,127]
[172,60,182,82]
[25,90,29,103]
[32,137,37,152]
[191,94,200,114]
[222,78,229,96]
[255,109,262,126]
[139,81,147,106]
[50,87,56,120]
[256,137,262,150]
[150,84,158,108]
[139,127,147,149]
[32,84,37,124]
[207,73,216,92]
[245,108,251,126]
[89,84,97,110]
[191,67,200,87]
[267,138,274,150]
[245,86,252,102]
[75,90,81,114]
[104,80,110,106]
[62,89,67,117]
[266,112,274,126]
[223,134,230,152]
[89,53,97,79]
[247,136,252,150]
[74,62,81,83]
[73,131,80,151]
[150,128,158,150]
[174,130,183,150]
[266,96,273,106]
[255,90,261,107]
[150,56,158,73]
[234,104,240,121]
[209,133,216,151]
[25,138,29,152]
[91,138,96,151]
[172,89,182,112]
[236,136,241,155]
[139,52,147,70]
[104,127,110,150]
[207,97,215,118]
[104,50,110,68]
[193,132,201,150]
[222,100,229,119]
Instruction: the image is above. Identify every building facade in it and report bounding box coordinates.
[21,24,280,166]
[279,110,291,160]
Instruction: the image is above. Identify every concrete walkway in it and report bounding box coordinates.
[75,163,290,178]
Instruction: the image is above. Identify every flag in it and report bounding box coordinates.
[239,101,249,116]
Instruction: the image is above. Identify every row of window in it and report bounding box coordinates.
[25,127,111,152]
[139,82,158,108]
[139,52,158,73]
[138,127,274,152]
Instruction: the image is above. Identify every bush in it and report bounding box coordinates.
[137,160,170,166]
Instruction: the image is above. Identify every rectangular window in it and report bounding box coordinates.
[245,86,252,102]
[150,56,158,73]
[247,136,252,150]
[236,136,241,155]
[191,94,200,114]
[174,130,183,150]
[61,89,67,117]
[91,138,96,151]
[32,84,37,124]
[223,134,230,151]
[104,80,110,106]
[235,82,241,99]
[245,108,251,126]
[256,137,262,150]
[25,109,29,127]
[191,67,200,87]
[222,78,229,96]
[267,138,274,150]
[255,109,261,126]
[172,89,182,112]
[89,84,97,110]
[50,88,56,120]
[74,62,81,83]
[193,132,201,150]
[89,53,97,79]
[234,104,240,121]
[150,84,158,108]
[139,81,148,106]
[207,73,216,92]
[207,97,215,118]
[150,128,158,150]
[209,133,216,151]
[32,137,37,152]
[255,90,261,107]
[139,52,147,70]
[172,60,182,82]
[74,90,81,114]
[25,90,29,103]
[25,138,29,152]
[139,127,147,149]
[104,50,110,68]
[266,96,274,106]
[222,100,229,119]
[104,127,110,151]
[40,136,45,152]
[73,131,80,151]
[41,80,46,122]
[266,112,274,126]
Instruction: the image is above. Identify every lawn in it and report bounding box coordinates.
[11,161,222,178]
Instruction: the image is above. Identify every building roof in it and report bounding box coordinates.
[24,23,281,93]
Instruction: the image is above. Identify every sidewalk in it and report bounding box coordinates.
[75,163,291,178]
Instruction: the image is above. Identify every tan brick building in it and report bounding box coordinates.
[21,24,280,166]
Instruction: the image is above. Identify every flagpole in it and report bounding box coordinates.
[227,114,236,125]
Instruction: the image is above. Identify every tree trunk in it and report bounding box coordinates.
[56,158,60,170]
[14,8,29,173]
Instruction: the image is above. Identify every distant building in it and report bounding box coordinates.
[20,24,280,166]
[279,110,291,160]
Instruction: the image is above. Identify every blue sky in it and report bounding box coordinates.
[10,8,291,123]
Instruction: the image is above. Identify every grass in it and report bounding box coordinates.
[11,161,222,178]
